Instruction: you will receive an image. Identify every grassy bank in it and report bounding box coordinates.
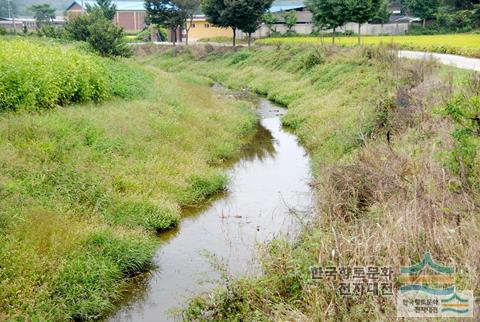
[142,44,479,319]
[256,33,480,58]
[0,37,148,111]
[0,44,256,319]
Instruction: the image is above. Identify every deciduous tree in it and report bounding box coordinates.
[348,0,381,45]
[145,0,188,45]
[29,4,55,28]
[371,0,391,33]
[177,0,199,45]
[281,9,297,33]
[262,11,277,34]
[202,0,243,46]
[307,0,350,44]
[405,0,440,26]
[236,0,273,47]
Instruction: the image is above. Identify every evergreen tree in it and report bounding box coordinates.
[86,0,116,21]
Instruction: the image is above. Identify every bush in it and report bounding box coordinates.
[0,38,148,111]
[443,84,480,189]
[65,8,131,57]
[38,24,67,38]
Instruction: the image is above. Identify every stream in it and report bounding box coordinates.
[108,90,314,321]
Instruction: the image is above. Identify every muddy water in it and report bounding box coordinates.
[108,96,313,321]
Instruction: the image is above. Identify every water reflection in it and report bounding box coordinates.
[108,97,313,322]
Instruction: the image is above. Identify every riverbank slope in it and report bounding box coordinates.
[143,44,479,320]
[0,40,256,320]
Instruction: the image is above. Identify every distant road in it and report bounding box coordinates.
[399,50,480,72]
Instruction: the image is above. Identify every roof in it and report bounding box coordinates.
[389,15,421,23]
[270,0,306,13]
[67,0,306,14]
[67,1,145,11]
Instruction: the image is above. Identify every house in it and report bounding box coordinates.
[0,16,65,31]
[186,15,232,41]
[66,1,146,31]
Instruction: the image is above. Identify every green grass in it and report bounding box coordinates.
[146,44,479,320]
[0,46,256,319]
[256,33,480,58]
[148,45,395,173]
[0,37,149,111]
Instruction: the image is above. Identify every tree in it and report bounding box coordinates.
[66,8,131,57]
[29,4,55,28]
[405,0,440,27]
[86,0,116,20]
[177,0,200,45]
[145,0,188,46]
[348,0,381,45]
[237,0,273,47]
[371,0,391,34]
[281,9,297,34]
[307,0,350,44]
[473,3,480,27]
[201,0,246,46]
[262,11,277,34]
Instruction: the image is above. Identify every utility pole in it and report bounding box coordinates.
[7,0,16,34]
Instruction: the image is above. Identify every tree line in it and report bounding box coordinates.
[306,0,387,44]
[146,0,273,46]
[401,0,480,32]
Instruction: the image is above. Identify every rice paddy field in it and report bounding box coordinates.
[256,33,480,58]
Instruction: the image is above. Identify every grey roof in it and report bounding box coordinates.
[67,1,145,11]
[270,0,306,13]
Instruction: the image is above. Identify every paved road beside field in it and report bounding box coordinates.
[399,50,480,72]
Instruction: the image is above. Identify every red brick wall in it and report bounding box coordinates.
[135,12,146,30]
[67,7,146,31]
[117,11,135,30]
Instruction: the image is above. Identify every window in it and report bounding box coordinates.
[204,23,210,28]
[192,23,196,28]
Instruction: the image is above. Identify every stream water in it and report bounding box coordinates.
[108,92,313,321]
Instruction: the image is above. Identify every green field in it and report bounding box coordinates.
[0,38,256,320]
[257,33,480,58]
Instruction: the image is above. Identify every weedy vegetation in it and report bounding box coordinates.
[140,44,479,320]
[0,37,146,111]
[0,38,256,319]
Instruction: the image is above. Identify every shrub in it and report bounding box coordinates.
[38,24,67,38]
[65,8,131,57]
[443,84,480,189]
